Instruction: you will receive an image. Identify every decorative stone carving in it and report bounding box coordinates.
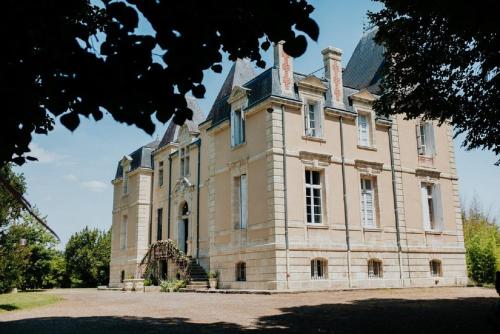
[354,159,383,175]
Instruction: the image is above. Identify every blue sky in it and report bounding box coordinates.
[15,0,499,246]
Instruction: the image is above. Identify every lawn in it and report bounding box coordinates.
[0,292,61,313]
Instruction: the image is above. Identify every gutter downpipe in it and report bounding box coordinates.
[195,139,201,262]
[389,125,404,285]
[281,104,290,290]
[167,153,173,240]
[339,116,352,288]
[148,164,154,245]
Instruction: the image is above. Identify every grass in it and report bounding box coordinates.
[0,291,61,313]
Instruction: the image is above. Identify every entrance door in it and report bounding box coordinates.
[178,219,188,253]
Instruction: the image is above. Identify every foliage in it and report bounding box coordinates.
[143,278,152,287]
[0,213,61,293]
[2,0,318,167]
[140,239,190,281]
[159,279,186,292]
[0,292,61,313]
[463,200,500,285]
[65,227,111,287]
[0,165,26,230]
[208,271,219,279]
[369,1,500,163]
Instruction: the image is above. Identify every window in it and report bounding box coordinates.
[417,122,436,156]
[305,170,322,224]
[120,270,125,283]
[236,174,248,229]
[180,147,190,177]
[122,165,130,194]
[360,178,376,228]
[231,108,245,146]
[120,216,128,250]
[420,183,443,231]
[310,258,327,280]
[159,161,164,186]
[357,114,371,146]
[430,260,442,277]
[368,259,383,278]
[236,262,246,281]
[157,208,163,241]
[304,102,322,137]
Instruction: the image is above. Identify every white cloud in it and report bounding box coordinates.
[63,174,79,182]
[28,143,64,164]
[81,180,108,192]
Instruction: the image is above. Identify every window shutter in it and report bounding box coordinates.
[316,107,323,137]
[241,112,246,143]
[426,123,437,156]
[240,175,248,229]
[230,110,235,146]
[432,184,443,230]
[416,124,424,155]
[420,184,430,230]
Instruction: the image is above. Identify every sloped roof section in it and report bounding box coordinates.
[343,28,385,94]
[206,59,257,121]
[159,95,205,148]
[115,139,159,179]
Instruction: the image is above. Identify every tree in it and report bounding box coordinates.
[463,199,500,285]
[0,213,61,292]
[1,0,318,167]
[65,227,111,287]
[0,165,26,230]
[369,1,500,163]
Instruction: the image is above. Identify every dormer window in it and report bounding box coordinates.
[180,147,190,177]
[122,164,130,194]
[357,113,373,147]
[417,121,436,156]
[304,102,322,137]
[231,108,245,146]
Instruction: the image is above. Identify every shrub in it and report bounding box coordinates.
[159,279,186,292]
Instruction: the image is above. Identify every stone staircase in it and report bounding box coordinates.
[183,257,208,291]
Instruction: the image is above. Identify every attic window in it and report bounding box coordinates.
[231,108,245,146]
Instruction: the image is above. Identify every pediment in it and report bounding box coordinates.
[297,76,328,92]
[349,89,377,103]
[227,85,250,104]
[174,177,194,194]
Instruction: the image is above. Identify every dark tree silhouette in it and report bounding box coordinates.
[369,1,500,163]
[1,0,318,166]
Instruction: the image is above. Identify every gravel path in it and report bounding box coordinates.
[0,287,498,333]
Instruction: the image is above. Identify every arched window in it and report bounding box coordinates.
[430,259,442,277]
[236,262,246,281]
[120,270,125,283]
[311,258,327,280]
[368,259,383,278]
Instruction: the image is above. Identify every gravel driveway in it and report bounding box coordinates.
[0,287,498,334]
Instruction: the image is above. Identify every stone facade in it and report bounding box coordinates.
[109,34,467,290]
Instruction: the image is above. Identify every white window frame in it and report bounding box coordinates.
[360,177,376,228]
[231,108,245,146]
[180,147,190,177]
[417,121,436,156]
[120,216,128,250]
[357,113,371,146]
[420,183,443,231]
[304,101,322,137]
[305,170,323,225]
[238,174,248,229]
[310,258,327,280]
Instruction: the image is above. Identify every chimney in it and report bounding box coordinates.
[274,41,294,97]
[322,47,345,109]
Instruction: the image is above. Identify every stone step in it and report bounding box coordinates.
[188,281,208,286]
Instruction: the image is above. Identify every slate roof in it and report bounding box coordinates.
[343,28,385,94]
[158,95,205,148]
[114,140,159,179]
